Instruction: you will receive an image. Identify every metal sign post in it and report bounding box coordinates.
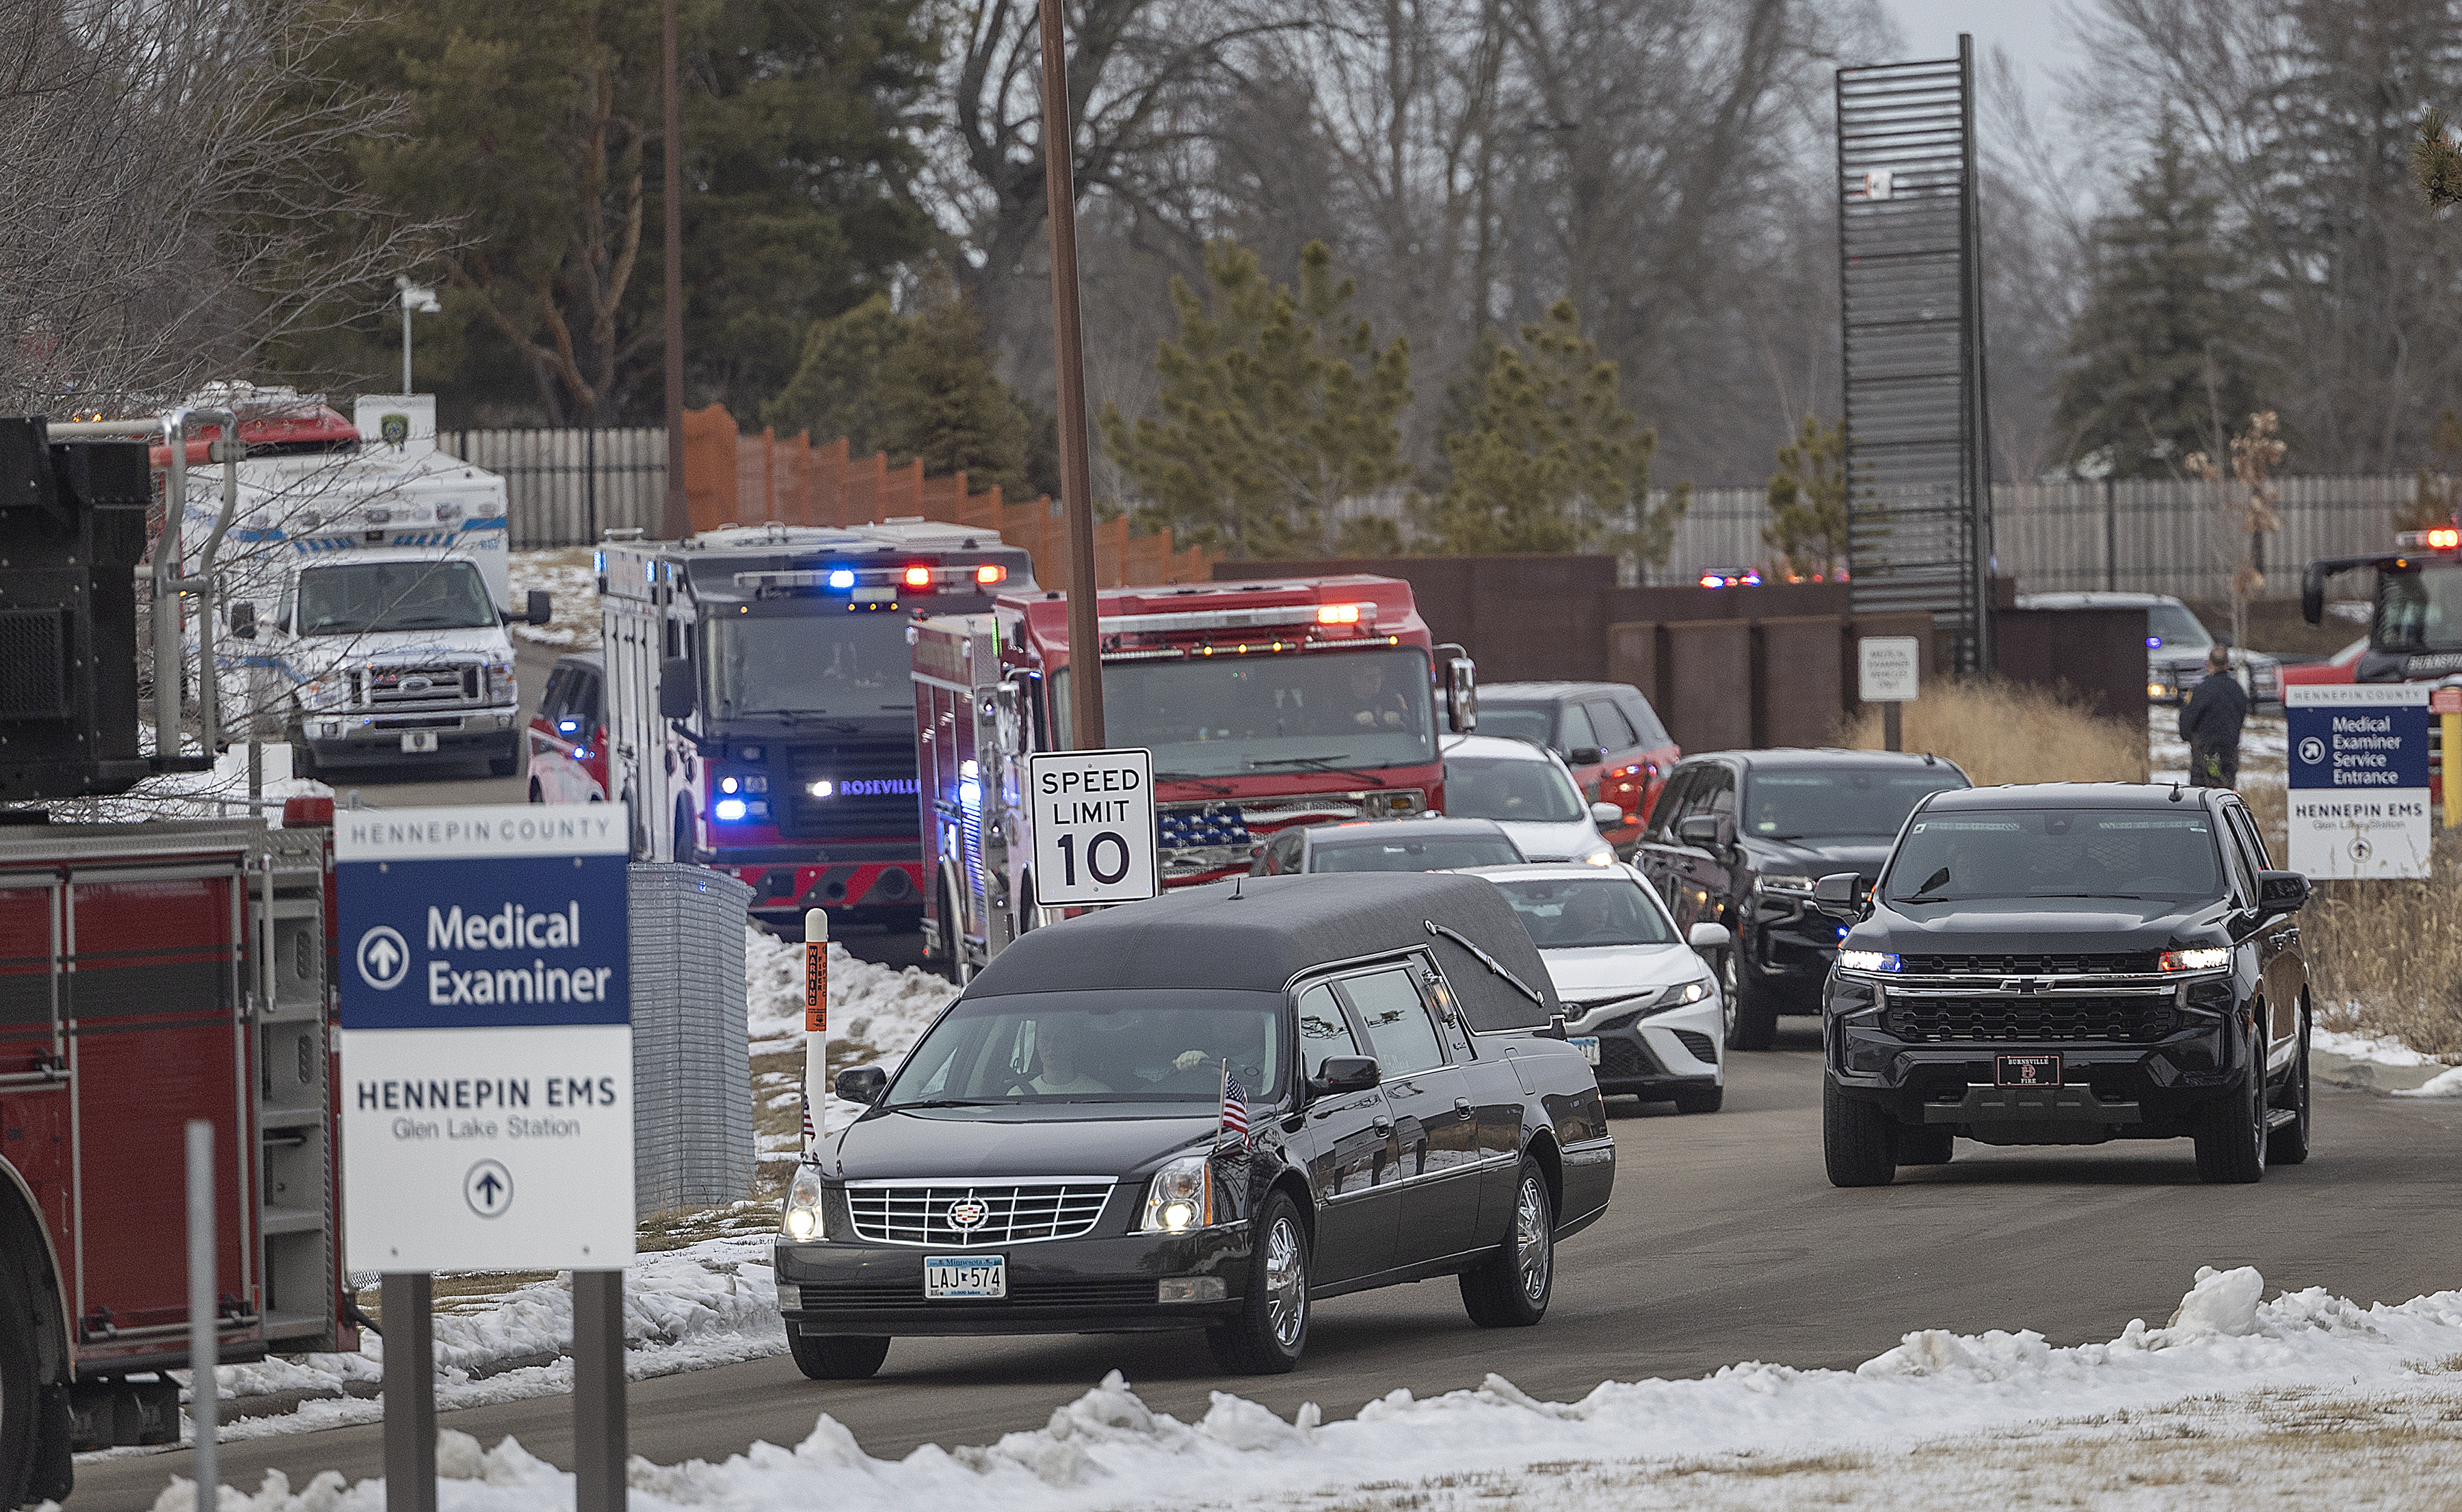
[2436,685,2462,830]
[1858,635,1920,752]
[185,1121,217,1512]
[1026,750,1159,905]
[1034,0,1104,749]
[335,806,635,1510]
[2287,685,2431,878]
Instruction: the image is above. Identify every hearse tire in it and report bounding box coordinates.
[1459,1157,1555,1329]
[786,1331,890,1381]
[1823,1078,1896,1187]
[1209,1191,1310,1373]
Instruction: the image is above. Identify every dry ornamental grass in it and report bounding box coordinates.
[1838,680,2148,788]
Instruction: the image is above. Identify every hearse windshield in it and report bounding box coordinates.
[882,990,1288,1110]
[704,610,912,719]
[1054,646,1435,780]
[1883,809,2223,903]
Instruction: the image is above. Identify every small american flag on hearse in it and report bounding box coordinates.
[1217,1064,1250,1154]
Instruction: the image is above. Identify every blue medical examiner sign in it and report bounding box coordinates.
[2286,683,2431,879]
[336,806,635,1271]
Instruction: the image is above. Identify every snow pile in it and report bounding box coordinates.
[2315,1025,2446,1067]
[2397,1065,2462,1098]
[189,1234,782,1440]
[151,1266,2462,1511]
[507,548,601,651]
[44,742,332,825]
[742,926,957,1053]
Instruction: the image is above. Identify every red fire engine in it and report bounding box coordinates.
[912,576,1475,973]
[0,808,353,1504]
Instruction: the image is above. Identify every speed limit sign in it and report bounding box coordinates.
[1027,748,1160,905]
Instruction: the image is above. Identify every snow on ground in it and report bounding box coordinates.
[744,926,959,1153]
[142,1266,2462,1511]
[2147,706,2285,787]
[43,742,332,825]
[507,548,600,652]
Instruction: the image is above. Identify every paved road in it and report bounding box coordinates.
[72,1026,2462,1509]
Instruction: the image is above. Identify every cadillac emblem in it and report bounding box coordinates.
[946,1198,990,1231]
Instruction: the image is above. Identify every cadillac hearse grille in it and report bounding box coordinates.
[1888,996,2177,1044]
[1897,952,2162,977]
[844,1180,1113,1247]
[359,664,481,712]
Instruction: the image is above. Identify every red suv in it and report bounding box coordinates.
[527,651,610,804]
[1475,682,1679,851]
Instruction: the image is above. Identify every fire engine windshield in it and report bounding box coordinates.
[2374,565,2462,652]
[704,611,913,719]
[295,561,497,635]
[1054,646,1435,779]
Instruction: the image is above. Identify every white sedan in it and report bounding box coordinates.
[1442,734,1622,864]
[1467,862,1730,1113]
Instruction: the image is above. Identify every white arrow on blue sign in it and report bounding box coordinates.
[336,805,635,1271]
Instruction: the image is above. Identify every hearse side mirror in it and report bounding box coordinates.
[658,656,696,720]
[2255,869,2311,920]
[228,601,256,640]
[1688,922,1731,953]
[1570,745,1605,767]
[1589,801,1623,827]
[1446,655,1478,733]
[1312,1056,1381,1096]
[834,1065,888,1105]
[1811,872,1866,918]
[1677,814,1725,850]
[526,589,553,626]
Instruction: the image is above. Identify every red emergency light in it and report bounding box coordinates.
[976,563,1007,585]
[903,565,934,588]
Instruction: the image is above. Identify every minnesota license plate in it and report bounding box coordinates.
[1570,1036,1601,1066]
[924,1254,1006,1300]
[1997,1053,2061,1088]
[400,730,439,753]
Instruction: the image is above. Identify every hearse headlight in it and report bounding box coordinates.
[780,1161,826,1242]
[1140,1154,1215,1233]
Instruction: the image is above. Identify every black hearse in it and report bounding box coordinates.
[1817,782,2312,1186]
[776,872,1613,1376]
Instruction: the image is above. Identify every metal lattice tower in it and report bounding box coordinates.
[1836,35,1995,672]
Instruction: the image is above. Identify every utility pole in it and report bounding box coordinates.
[660,0,689,542]
[1037,0,1104,749]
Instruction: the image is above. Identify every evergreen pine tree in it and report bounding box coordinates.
[1099,239,1413,558]
[1418,300,1687,559]
[1763,415,1848,579]
[2050,125,2271,479]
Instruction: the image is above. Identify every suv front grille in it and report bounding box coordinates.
[1887,996,2177,1044]
[1897,952,2162,977]
[843,1180,1113,1247]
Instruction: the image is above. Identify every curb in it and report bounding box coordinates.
[2314,1049,2454,1094]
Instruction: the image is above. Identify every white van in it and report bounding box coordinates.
[198,390,548,776]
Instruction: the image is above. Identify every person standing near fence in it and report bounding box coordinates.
[2178,644,2248,788]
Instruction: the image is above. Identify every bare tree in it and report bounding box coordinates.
[0,0,441,416]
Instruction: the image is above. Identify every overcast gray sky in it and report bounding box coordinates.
[1877,0,2086,109]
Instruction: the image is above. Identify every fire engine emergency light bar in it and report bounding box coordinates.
[734,563,1008,594]
[1104,634,1403,662]
[2396,527,2462,550]
[1095,602,1375,635]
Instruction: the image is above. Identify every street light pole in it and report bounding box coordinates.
[1035,0,1104,750]
[661,0,689,542]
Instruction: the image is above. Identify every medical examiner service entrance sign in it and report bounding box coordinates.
[337,806,633,1270]
[2286,684,2431,879]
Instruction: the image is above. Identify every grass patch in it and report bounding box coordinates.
[1839,678,2147,787]
[2301,827,2462,1057]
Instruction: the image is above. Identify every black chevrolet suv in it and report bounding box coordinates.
[1817,783,2312,1186]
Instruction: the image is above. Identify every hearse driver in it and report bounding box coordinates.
[1027,1018,1111,1094]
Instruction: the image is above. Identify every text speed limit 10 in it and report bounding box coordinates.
[1026,749,1160,905]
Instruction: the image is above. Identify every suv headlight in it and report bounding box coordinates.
[780,1161,826,1241]
[1140,1154,1215,1233]
[1758,873,1816,896]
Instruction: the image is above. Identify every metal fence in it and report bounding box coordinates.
[1657,474,2423,600]
[446,427,667,548]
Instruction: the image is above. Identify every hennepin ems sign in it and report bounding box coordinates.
[336,805,635,1271]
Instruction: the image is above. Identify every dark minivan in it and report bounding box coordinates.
[778,872,1613,1377]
